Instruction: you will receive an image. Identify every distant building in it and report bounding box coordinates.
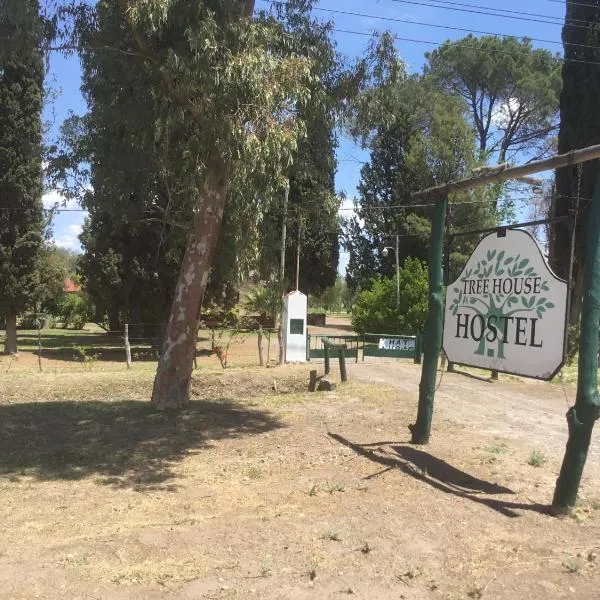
[63,278,81,294]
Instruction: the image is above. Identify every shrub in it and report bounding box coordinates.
[54,293,93,329]
[351,258,428,335]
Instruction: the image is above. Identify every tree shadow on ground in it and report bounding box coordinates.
[0,399,283,491]
[328,433,550,518]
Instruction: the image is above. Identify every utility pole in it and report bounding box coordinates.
[278,183,289,364]
[394,234,399,310]
[382,235,400,309]
[280,183,289,294]
[295,214,303,291]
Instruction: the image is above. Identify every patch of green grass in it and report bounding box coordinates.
[322,531,341,542]
[326,482,345,494]
[246,466,262,480]
[486,443,508,455]
[527,450,548,468]
[563,558,581,574]
[307,483,319,497]
[307,563,317,581]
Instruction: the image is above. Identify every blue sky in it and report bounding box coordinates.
[43,0,567,268]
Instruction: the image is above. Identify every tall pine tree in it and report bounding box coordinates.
[0,0,46,353]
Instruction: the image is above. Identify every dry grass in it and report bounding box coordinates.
[0,363,599,599]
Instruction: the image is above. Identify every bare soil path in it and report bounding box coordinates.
[0,363,598,599]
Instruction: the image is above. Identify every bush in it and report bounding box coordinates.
[54,293,93,329]
[351,258,428,335]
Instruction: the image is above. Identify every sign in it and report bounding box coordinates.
[378,337,416,351]
[443,229,567,380]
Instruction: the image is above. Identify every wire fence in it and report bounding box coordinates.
[0,324,283,374]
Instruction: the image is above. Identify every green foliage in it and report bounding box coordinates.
[0,0,46,336]
[425,35,561,162]
[344,53,494,290]
[244,285,281,319]
[54,293,93,330]
[258,2,343,294]
[528,450,548,468]
[351,258,428,335]
[52,1,338,330]
[311,277,346,313]
[551,2,600,321]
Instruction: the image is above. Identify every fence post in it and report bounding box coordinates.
[309,369,318,392]
[258,327,265,366]
[37,319,42,372]
[124,324,132,369]
[324,342,330,375]
[338,348,348,383]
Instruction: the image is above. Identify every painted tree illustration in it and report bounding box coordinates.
[448,249,555,358]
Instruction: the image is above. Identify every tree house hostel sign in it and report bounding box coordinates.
[443,229,568,380]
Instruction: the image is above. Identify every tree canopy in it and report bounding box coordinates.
[425,35,561,163]
[0,0,47,353]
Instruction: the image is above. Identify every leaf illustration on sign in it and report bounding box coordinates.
[443,229,567,380]
[447,251,554,359]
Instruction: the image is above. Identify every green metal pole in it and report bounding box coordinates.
[324,342,330,375]
[552,173,600,514]
[411,194,448,444]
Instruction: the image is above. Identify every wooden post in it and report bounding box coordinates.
[338,348,347,383]
[37,319,42,373]
[411,194,447,444]
[414,332,422,365]
[124,324,132,369]
[552,173,600,514]
[267,329,271,365]
[324,341,330,375]
[258,327,265,367]
[309,369,318,392]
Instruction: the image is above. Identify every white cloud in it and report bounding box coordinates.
[52,221,85,252]
[492,98,521,129]
[42,188,81,210]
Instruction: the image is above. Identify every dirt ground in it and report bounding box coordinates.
[0,357,599,600]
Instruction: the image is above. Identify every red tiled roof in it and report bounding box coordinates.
[64,278,81,293]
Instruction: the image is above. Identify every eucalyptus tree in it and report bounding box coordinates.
[96,0,314,409]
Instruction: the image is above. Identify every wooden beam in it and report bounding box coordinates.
[412,144,600,198]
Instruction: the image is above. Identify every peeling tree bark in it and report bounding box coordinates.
[151,184,227,410]
[4,310,17,355]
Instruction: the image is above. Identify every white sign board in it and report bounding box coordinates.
[378,338,416,351]
[443,229,567,380]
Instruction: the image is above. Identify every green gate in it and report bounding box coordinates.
[363,333,420,360]
[307,334,359,360]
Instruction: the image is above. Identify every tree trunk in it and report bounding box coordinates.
[4,310,17,355]
[151,184,227,410]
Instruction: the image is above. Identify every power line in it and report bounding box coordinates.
[385,0,565,26]
[294,4,600,52]
[332,28,600,66]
